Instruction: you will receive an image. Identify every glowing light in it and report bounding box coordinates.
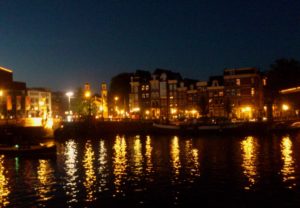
[114,96,119,101]
[282,104,289,111]
[66,91,74,98]
[113,136,127,195]
[39,100,45,106]
[191,109,197,115]
[171,108,177,115]
[0,155,10,207]
[241,106,252,112]
[170,136,181,182]
[133,136,143,180]
[145,136,153,179]
[98,140,109,192]
[83,141,97,202]
[241,136,258,190]
[37,159,55,202]
[281,136,296,189]
[145,110,150,115]
[44,118,53,129]
[131,107,140,112]
[0,90,3,97]
[0,66,13,73]
[85,91,91,98]
[185,140,200,183]
[64,140,79,204]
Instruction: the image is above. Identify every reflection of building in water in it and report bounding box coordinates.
[113,136,128,196]
[98,140,109,192]
[241,136,258,190]
[281,136,296,189]
[0,155,10,207]
[83,141,97,202]
[145,136,153,180]
[185,140,200,183]
[64,140,79,204]
[133,136,143,181]
[170,136,181,182]
[37,159,55,202]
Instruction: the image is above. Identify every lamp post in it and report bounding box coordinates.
[66,91,74,113]
[114,96,119,119]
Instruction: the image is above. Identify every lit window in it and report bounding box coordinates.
[219,91,224,96]
[236,79,240,86]
[251,88,255,96]
[263,78,267,86]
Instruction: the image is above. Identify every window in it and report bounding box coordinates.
[251,88,255,96]
[236,79,240,86]
[219,91,224,96]
[263,78,267,86]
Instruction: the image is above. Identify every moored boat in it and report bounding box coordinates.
[0,142,56,157]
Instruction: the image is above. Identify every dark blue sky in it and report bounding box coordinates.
[0,0,299,91]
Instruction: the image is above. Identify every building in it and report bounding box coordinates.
[223,67,264,120]
[150,69,182,120]
[129,70,151,119]
[0,66,27,119]
[207,76,225,118]
[27,88,52,118]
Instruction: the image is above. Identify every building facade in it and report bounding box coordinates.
[224,68,264,120]
[27,88,52,118]
[0,66,27,119]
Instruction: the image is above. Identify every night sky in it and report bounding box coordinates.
[0,0,299,91]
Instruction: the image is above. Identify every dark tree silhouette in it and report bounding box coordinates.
[109,72,133,111]
[265,58,300,120]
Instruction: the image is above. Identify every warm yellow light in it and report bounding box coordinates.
[132,107,140,112]
[44,118,53,129]
[66,91,74,97]
[241,106,252,112]
[85,91,91,98]
[282,104,289,111]
[171,108,177,114]
[145,110,150,115]
[114,96,119,101]
[0,90,3,97]
[191,109,197,115]
[39,100,45,106]
[0,66,13,73]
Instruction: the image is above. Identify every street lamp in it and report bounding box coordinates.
[66,91,74,113]
[114,96,119,119]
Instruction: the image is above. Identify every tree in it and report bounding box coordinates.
[108,72,133,112]
[265,58,300,121]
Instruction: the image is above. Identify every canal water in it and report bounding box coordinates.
[1,133,300,207]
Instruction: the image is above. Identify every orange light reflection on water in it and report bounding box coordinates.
[98,140,109,192]
[113,136,128,196]
[37,159,55,202]
[83,141,97,202]
[281,136,296,189]
[241,136,258,190]
[0,155,10,207]
[170,136,181,182]
[64,140,79,204]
